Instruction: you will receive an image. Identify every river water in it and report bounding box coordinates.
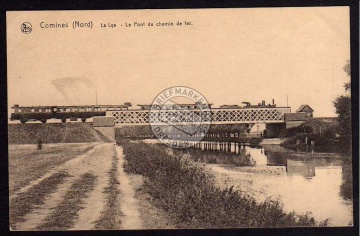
[183,141,353,226]
[141,139,353,226]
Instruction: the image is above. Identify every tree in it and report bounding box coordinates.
[333,60,351,153]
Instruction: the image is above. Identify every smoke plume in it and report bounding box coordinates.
[51,77,95,105]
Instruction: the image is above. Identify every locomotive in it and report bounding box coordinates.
[10,103,132,124]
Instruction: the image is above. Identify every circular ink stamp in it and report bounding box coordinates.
[150,86,212,148]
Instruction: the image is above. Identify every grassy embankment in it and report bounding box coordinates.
[119,140,326,228]
[8,123,109,144]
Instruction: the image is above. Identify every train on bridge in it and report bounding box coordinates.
[10,100,310,125]
[10,103,132,123]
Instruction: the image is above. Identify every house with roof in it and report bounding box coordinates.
[284,104,314,129]
[296,104,314,118]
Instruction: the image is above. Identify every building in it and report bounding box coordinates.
[296,104,314,118]
[283,105,314,129]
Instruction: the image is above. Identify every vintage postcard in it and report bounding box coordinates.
[7,7,353,231]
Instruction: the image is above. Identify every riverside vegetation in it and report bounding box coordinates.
[118,139,328,228]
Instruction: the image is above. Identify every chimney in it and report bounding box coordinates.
[272,99,274,105]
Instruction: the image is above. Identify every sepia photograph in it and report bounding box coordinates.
[6,7,355,231]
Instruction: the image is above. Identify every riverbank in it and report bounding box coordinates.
[119,139,327,228]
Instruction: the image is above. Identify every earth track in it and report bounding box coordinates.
[116,146,143,229]
[15,178,74,230]
[9,144,98,200]
[10,142,174,231]
[10,143,114,230]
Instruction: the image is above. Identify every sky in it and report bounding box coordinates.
[7,7,350,117]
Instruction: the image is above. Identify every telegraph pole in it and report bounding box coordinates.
[286,94,288,107]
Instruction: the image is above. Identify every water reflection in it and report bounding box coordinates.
[179,141,353,226]
[286,160,315,178]
[186,141,348,180]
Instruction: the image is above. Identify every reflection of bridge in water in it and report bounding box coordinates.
[189,141,340,179]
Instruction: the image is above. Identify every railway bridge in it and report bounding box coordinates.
[11,103,311,138]
[106,107,294,138]
[107,107,291,125]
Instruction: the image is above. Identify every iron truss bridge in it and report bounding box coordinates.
[107,107,291,126]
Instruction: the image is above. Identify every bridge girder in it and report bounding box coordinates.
[108,107,291,126]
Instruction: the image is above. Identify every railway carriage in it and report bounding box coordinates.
[10,103,132,124]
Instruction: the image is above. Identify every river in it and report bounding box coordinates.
[141,139,353,226]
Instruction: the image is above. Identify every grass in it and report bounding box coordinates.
[118,139,326,228]
[115,125,154,138]
[10,171,70,229]
[9,143,96,194]
[37,172,97,230]
[94,152,122,229]
[8,123,101,144]
[63,124,101,143]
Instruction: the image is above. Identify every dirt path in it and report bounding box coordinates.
[10,144,99,200]
[116,146,143,229]
[71,143,114,230]
[11,142,175,231]
[15,180,73,230]
[12,143,115,230]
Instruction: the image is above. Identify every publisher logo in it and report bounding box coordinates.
[21,22,32,34]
